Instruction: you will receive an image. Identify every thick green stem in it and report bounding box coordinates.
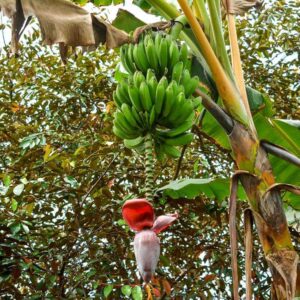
[194,0,216,53]
[170,15,187,39]
[144,133,154,201]
[146,0,179,19]
[207,0,234,80]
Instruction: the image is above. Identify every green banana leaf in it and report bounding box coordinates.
[157,177,246,202]
[255,114,300,157]
[158,177,299,210]
[112,9,145,33]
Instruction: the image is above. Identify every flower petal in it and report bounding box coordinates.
[134,230,160,283]
[122,199,154,231]
[152,213,178,234]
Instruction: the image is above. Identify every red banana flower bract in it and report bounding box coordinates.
[122,199,178,283]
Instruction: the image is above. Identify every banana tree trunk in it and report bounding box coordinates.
[229,122,299,299]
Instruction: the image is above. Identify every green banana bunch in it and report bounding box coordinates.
[114,31,202,157]
[120,32,191,79]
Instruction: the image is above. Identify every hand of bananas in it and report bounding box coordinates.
[113,32,200,159]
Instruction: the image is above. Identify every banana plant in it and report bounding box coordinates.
[139,0,300,299]
[1,0,299,299]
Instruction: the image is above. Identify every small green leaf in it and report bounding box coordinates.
[132,286,143,300]
[13,184,25,196]
[64,176,78,188]
[10,223,21,235]
[121,285,132,296]
[21,223,30,233]
[11,199,18,212]
[3,175,11,187]
[94,0,112,5]
[104,284,113,298]
[117,219,126,226]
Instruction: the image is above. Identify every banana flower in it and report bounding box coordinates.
[122,199,178,282]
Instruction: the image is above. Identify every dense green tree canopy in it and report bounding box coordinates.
[0,0,299,299]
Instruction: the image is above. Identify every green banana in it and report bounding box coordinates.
[116,84,130,106]
[146,69,156,83]
[133,71,145,88]
[162,81,175,118]
[155,76,167,115]
[181,69,191,87]
[139,81,153,112]
[149,106,156,128]
[121,44,136,74]
[113,120,139,139]
[158,38,169,75]
[185,76,199,97]
[145,36,159,72]
[119,81,133,105]
[124,136,145,149]
[154,33,162,52]
[113,125,133,140]
[192,96,202,109]
[169,41,180,71]
[114,111,138,135]
[166,92,185,124]
[157,113,194,137]
[138,111,147,128]
[162,132,194,146]
[148,76,158,103]
[133,41,149,73]
[137,40,150,72]
[126,44,136,73]
[128,85,143,111]
[172,61,184,83]
[113,90,122,109]
[131,106,145,128]
[171,80,181,98]
[121,103,139,128]
[120,45,131,74]
[161,144,181,158]
[174,101,194,126]
[143,111,150,128]
[179,42,189,69]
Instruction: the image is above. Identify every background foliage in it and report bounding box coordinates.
[0,0,299,299]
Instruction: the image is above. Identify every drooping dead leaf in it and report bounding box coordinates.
[0,0,129,58]
[222,0,263,15]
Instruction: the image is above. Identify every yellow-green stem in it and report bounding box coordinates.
[227,13,255,132]
[194,0,216,51]
[178,0,249,126]
[207,0,234,79]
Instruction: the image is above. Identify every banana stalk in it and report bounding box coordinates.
[144,133,155,201]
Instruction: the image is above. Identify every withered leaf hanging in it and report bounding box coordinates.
[0,0,129,56]
[222,0,263,15]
